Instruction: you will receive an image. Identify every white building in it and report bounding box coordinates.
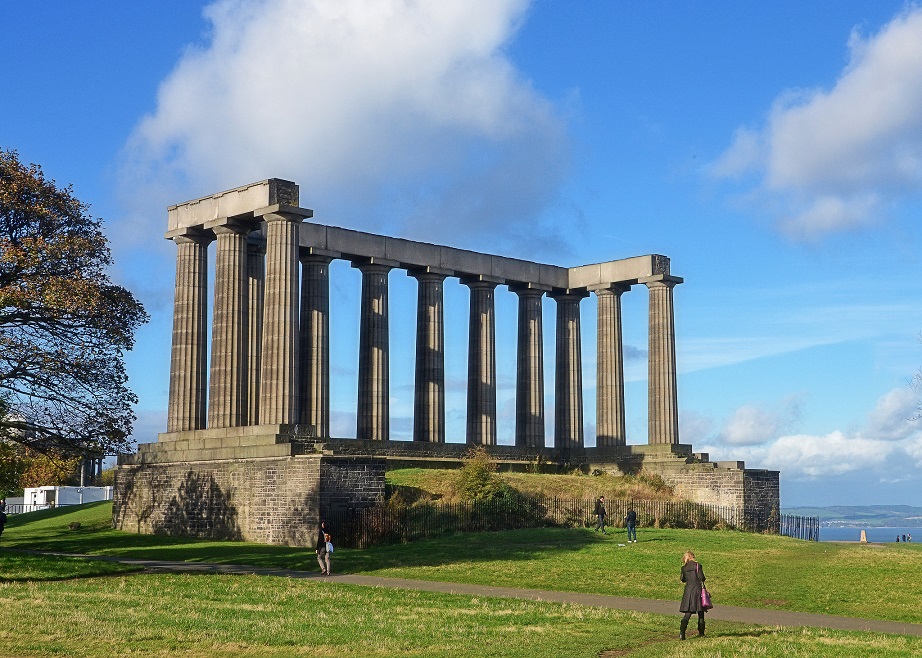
[23,486,113,507]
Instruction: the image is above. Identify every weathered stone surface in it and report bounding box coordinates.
[113,454,321,546]
[167,179,300,233]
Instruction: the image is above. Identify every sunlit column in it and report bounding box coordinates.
[552,290,588,451]
[465,279,498,445]
[246,234,266,426]
[513,287,545,448]
[593,284,630,447]
[259,210,308,425]
[412,270,448,443]
[356,261,394,441]
[299,253,334,438]
[641,275,683,445]
[207,221,250,428]
[166,230,213,432]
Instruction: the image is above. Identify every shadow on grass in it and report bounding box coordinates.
[6,504,610,574]
[338,527,606,573]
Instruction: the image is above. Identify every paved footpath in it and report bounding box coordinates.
[18,550,922,638]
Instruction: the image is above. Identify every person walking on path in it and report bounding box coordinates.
[625,507,637,543]
[679,550,707,640]
[594,496,607,534]
[315,521,329,575]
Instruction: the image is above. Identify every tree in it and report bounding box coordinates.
[0,149,148,457]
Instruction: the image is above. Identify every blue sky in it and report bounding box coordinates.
[4,0,922,507]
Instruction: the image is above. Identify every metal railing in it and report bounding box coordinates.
[3,504,53,515]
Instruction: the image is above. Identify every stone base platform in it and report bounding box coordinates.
[114,428,779,546]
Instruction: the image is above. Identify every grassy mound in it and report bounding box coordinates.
[386,467,676,504]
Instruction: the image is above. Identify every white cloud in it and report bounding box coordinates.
[712,7,922,240]
[698,386,922,479]
[719,404,784,446]
[120,0,571,252]
[866,386,918,441]
[761,431,890,477]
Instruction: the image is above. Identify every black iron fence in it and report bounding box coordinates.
[326,496,819,548]
[779,513,820,541]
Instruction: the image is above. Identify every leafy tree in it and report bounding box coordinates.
[0,441,27,497]
[0,149,148,457]
[19,449,81,489]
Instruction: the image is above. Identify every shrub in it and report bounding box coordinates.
[456,446,510,502]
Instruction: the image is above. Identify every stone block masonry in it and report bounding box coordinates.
[114,433,386,547]
[114,453,322,546]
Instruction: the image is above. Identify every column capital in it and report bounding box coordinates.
[352,258,397,273]
[247,233,267,254]
[300,247,341,261]
[461,276,500,289]
[408,266,451,280]
[638,274,683,288]
[589,282,632,295]
[253,204,313,222]
[204,216,257,234]
[509,283,551,296]
[549,288,589,301]
[165,226,213,244]
[299,252,335,265]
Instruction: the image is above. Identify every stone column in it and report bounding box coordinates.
[641,275,683,445]
[166,231,212,432]
[513,287,545,448]
[355,261,394,441]
[552,290,588,451]
[593,284,630,447]
[206,221,250,428]
[412,271,448,443]
[465,279,498,445]
[246,235,266,426]
[299,253,334,438]
[259,211,307,426]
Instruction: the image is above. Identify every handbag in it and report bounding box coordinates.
[698,564,713,610]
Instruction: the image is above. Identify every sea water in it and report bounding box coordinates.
[819,527,922,542]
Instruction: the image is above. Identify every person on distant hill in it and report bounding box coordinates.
[594,496,607,534]
[625,508,637,543]
[0,508,6,542]
[315,520,329,575]
[679,550,708,640]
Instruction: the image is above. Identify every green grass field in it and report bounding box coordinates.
[1,502,921,657]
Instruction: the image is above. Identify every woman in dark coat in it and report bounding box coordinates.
[679,550,707,639]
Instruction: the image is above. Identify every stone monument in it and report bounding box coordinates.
[113,179,780,545]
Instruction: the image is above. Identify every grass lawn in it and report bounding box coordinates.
[2,503,922,657]
[5,502,922,622]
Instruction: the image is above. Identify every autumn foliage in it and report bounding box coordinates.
[0,149,148,457]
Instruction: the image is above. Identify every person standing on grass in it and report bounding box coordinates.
[315,520,329,575]
[625,507,637,543]
[594,496,607,534]
[0,508,6,542]
[679,550,707,640]
[323,533,334,575]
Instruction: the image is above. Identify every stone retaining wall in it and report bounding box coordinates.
[114,434,779,544]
